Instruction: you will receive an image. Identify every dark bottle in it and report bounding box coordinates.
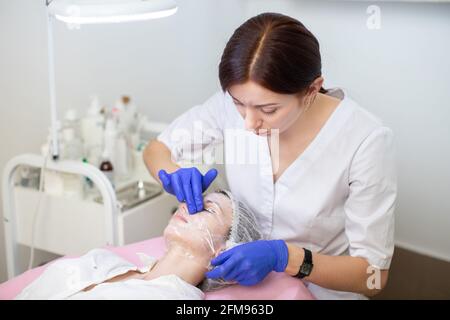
[99,151,114,188]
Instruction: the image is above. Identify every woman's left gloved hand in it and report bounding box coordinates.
[205,240,289,286]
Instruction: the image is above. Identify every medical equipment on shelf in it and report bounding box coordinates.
[38,94,164,198]
[2,153,179,279]
[81,96,105,162]
[44,0,178,160]
[2,92,178,279]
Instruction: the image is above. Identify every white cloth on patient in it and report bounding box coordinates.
[15,249,204,300]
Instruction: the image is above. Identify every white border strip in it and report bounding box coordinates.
[395,240,450,263]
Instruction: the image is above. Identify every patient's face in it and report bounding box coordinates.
[163,192,233,257]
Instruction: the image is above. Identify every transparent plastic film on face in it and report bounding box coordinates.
[200,192,265,292]
[164,197,231,269]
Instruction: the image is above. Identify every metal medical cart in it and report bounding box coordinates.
[2,153,178,279]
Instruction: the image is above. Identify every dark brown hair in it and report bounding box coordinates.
[219,12,327,95]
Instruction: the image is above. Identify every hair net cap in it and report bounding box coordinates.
[200,190,263,292]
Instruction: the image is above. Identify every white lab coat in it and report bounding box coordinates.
[15,249,204,300]
[158,88,397,299]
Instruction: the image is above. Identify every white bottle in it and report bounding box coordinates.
[133,142,149,180]
[63,109,82,139]
[103,117,118,170]
[115,95,137,137]
[81,96,105,165]
[62,127,84,160]
[115,131,131,181]
[123,96,138,134]
[114,97,127,136]
[60,126,84,199]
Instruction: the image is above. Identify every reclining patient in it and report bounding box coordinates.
[16,190,262,299]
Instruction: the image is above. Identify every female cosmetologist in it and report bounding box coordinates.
[144,12,396,299]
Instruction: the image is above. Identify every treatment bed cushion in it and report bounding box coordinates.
[0,237,314,300]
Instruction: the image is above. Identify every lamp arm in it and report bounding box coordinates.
[46,7,60,160]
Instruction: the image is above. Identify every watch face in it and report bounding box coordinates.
[300,264,312,275]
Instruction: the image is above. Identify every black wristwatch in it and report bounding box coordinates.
[294,248,314,279]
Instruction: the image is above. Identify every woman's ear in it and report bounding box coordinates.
[304,76,324,106]
[310,76,324,94]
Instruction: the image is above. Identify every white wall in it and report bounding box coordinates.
[1,0,449,283]
[0,0,245,282]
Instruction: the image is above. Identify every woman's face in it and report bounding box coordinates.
[228,80,309,136]
[163,192,233,257]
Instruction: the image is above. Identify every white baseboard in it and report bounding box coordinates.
[395,240,450,263]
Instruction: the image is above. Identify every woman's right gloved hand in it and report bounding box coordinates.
[158,167,218,214]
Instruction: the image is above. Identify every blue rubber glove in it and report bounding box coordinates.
[205,240,288,286]
[158,167,218,214]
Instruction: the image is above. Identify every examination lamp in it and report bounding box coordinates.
[45,0,178,159]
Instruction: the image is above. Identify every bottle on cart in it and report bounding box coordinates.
[61,130,84,199]
[103,116,117,170]
[109,105,131,182]
[118,96,138,138]
[62,127,84,161]
[115,130,131,181]
[82,95,105,166]
[63,109,82,141]
[99,150,115,189]
[61,108,84,161]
